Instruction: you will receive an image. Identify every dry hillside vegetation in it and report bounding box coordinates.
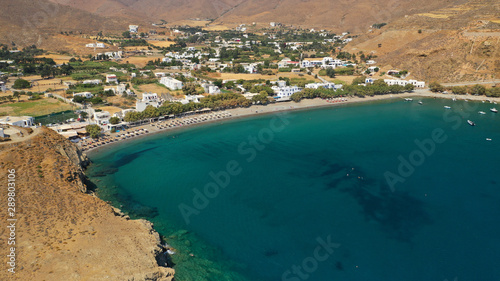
[346,0,499,82]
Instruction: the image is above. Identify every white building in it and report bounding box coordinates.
[0,116,35,128]
[305,83,342,90]
[384,79,408,86]
[271,86,302,100]
[106,74,118,84]
[117,84,127,95]
[86,43,105,48]
[155,72,166,78]
[365,78,375,84]
[180,95,205,104]
[129,25,139,33]
[136,93,162,112]
[73,92,94,99]
[300,57,344,68]
[202,83,221,95]
[383,79,425,88]
[409,80,425,88]
[93,111,111,126]
[0,81,6,92]
[160,76,183,90]
[83,79,101,85]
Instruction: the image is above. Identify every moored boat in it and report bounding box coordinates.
[491,108,498,113]
[467,120,475,126]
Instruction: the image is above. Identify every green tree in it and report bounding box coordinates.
[85,124,102,139]
[429,82,444,92]
[13,79,31,89]
[351,77,366,85]
[13,92,20,102]
[143,105,160,118]
[252,91,270,105]
[109,117,120,125]
[182,83,198,96]
[122,31,131,38]
[404,84,415,92]
[124,111,143,122]
[471,84,486,96]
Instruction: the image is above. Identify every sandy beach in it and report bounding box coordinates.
[83,89,500,155]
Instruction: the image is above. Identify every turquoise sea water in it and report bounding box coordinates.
[87,98,500,281]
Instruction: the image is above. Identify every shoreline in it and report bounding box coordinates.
[83,89,500,156]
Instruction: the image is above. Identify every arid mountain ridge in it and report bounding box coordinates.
[0,0,498,82]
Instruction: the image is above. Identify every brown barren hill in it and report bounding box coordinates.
[0,128,174,281]
[346,0,500,82]
[0,0,132,47]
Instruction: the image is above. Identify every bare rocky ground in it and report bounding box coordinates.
[0,127,174,281]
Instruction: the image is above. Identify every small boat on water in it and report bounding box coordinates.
[491,108,498,113]
[467,120,476,126]
[479,111,486,115]
[444,106,451,109]
[452,97,457,101]
[405,98,413,101]
[486,138,492,141]
[418,101,423,105]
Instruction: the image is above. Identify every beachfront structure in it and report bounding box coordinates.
[0,81,6,92]
[160,76,183,90]
[136,93,162,112]
[180,95,205,104]
[271,86,302,100]
[106,74,118,84]
[0,116,35,128]
[305,83,343,90]
[202,83,221,95]
[384,79,425,88]
[83,79,101,85]
[129,25,139,33]
[73,92,94,99]
[93,111,111,126]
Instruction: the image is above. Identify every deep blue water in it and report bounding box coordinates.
[87,98,500,281]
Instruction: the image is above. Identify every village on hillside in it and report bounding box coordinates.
[0,22,496,144]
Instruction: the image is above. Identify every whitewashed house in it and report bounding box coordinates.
[129,25,139,33]
[202,83,221,95]
[0,81,6,92]
[409,80,425,88]
[271,86,302,100]
[305,83,342,90]
[93,111,111,126]
[0,116,35,128]
[83,79,101,85]
[106,74,118,84]
[160,76,183,90]
[383,79,424,88]
[136,93,162,112]
[73,92,94,99]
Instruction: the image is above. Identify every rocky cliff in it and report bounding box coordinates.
[0,127,174,281]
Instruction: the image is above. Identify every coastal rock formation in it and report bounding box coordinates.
[0,127,174,281]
